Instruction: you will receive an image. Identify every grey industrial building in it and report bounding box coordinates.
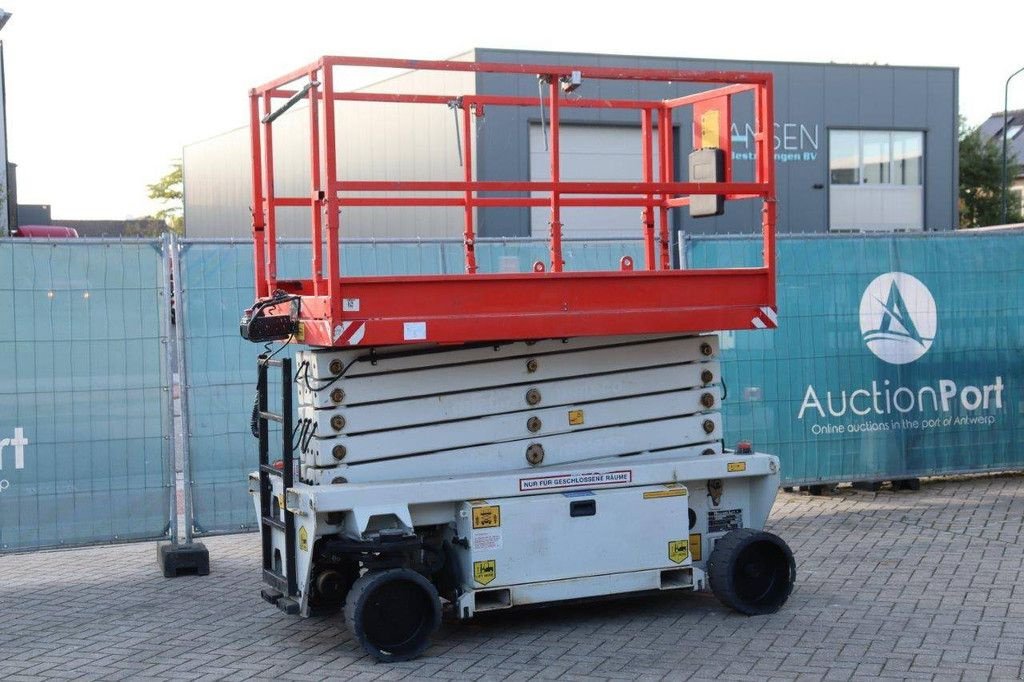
[183,48,959,239]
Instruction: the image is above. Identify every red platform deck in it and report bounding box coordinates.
[247,55,777,348]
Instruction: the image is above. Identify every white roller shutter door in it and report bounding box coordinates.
[529,124,660,238]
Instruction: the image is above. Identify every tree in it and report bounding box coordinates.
[959,118,1022,228]
[147,162,184,234]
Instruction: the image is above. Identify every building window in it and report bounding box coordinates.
[861,131,891,184]
[829,131,860,185]
[828,130,923,187]
[828,129,924,231]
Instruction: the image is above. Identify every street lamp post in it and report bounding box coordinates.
[0,9,11,236]
[1002,66,1024,225]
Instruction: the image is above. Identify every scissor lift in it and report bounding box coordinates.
[243,55,794,661]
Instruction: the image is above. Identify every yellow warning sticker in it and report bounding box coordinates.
[668,540,689,564]
[689,533,702,562]
[473,560,496,585]
[700,110,720,148]
[727,461,747,472]
[472,505,501,529]
[643,484,687,500]
[568,409,585,426]
[298,526,309,552]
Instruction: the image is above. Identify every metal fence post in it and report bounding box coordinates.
[170,234,196,545]
[158,233,179,545]
[156,233,179,548]
[157,232,210,577]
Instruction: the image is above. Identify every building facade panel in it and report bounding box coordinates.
[474,49,957,237]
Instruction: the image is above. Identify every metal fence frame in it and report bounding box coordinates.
[0,236,176,553]
[3,228,1023,551]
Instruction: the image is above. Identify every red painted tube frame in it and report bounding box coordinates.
[247,55,777,347]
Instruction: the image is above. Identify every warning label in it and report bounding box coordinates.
[519,470,632,492]
[643,484,687,500]
[298,526,309,552]
[472,505,501,529]
[473,560,496,585]
[689,533,702,561]
[472,529,503,551]
[568,409,585,425]
[727,461,747,472]
[668,540,689,564]
[708,508,743,534]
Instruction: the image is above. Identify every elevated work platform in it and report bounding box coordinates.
[245,55,777,348]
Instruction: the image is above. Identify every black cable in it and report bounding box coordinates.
[249,391,261,439]
[264,337,291,362]
[292,417,311,452]
[250,337,293,438]
[301,420,318,454]
[294,359,308,384]
[299,354,363,393]
[247,290,303,440]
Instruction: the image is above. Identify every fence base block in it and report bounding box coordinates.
[158,542,210,578]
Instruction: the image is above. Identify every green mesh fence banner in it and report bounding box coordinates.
[0,240,172,551]
[689,232,1024,485]
[180,233,1024,536]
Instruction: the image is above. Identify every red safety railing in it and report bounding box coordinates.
[248,55,777,347]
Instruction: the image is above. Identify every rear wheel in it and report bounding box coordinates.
[708,528,795,615]
[344,568,440,661]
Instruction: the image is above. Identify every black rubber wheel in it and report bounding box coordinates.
[708,528,795,615]
[344,568,440,662]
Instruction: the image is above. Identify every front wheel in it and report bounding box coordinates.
[708,528,795,615]
[344,568,441,662]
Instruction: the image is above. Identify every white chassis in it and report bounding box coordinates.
[250,449,780,618]
[248,334,789,655]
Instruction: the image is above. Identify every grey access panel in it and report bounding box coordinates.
[455,484,692,588]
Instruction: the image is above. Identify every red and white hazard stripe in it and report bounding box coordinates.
[751,306,778,329]
[332,321,367,345]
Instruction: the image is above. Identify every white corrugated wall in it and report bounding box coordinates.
[183,53,476,238]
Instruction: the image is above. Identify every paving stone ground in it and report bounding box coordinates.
[1,473,1023,681]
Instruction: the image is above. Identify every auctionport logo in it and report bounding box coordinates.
[859,272,936,365]
[797,272,1005,436]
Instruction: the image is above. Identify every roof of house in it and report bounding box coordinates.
[979,109,1024,174]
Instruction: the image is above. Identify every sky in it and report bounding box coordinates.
[2,0,1022,219]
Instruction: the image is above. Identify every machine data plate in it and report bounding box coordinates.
[708,508,743,534]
